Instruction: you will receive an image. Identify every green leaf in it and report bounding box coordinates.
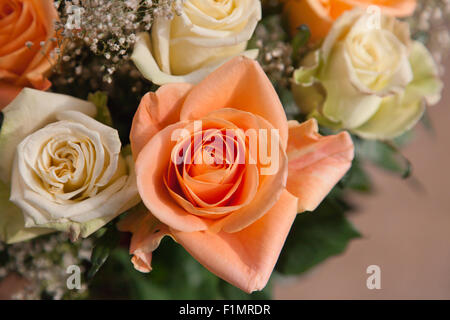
[89,238,274,300]
[275,197,361,275]
[88,91,113,127]
[121,144,132,158]
[292,24,311,63]
[340,158,372,192]
[412,30,429,45]
[87,225,120,280]
[420,108,434,134]
[91,239,221,299]
[278,87,301,120]
[356,139,412,178]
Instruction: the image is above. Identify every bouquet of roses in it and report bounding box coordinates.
[0,0,445,299]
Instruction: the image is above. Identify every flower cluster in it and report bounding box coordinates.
[407,0,450,71]
[0,234,92,300]
[54,0,184,83]
[253,16,295,88]
[0,0,447,299]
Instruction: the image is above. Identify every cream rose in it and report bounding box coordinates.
[0,89,140,243]
[131,0,261,85]
[292,9,443,139]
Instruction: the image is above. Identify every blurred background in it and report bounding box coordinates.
[274,58,450,300]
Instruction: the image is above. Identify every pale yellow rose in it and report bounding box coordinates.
[131,0,261,85]
[0,89,140,243]
[292,9,443,140]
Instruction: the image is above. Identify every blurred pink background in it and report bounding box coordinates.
[274,59,450,300]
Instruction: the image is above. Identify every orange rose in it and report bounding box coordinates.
[0,0,59,109]
[283,0,416,42]
[118,57,354,292]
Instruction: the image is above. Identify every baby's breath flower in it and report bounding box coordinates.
[53,0,185,82]
[0,234,92,300]
[407,0,450,74]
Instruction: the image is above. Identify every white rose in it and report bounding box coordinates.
[132,0,262,85]
[0,89,140,243]
[293,9,442,139]
[320,9,414,129]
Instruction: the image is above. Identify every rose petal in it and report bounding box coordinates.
[118,209,170,273]
[351,42,442,140]
[0,80,22,109]
[335,0,417,18]
[179,57,289,148]
[284,0,416,40]
[171,190,298,293]
[131,32,259,85]
[0,0,59,93]
[0,88,96,183]
[283,0,334,41]
[168,2,261,75]
[56,110,122,187]
[168,108,289,233]
[135,121,210,232]
[0,179,52,244]
[130,83,194,158]
[286,119,354,212]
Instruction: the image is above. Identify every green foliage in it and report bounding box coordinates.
[87,226,120,280]
[279,86,303,120]
[291,25,311,65]
[275,193,361,275]
[421,108,435,134]
[341,158,372,193]
[88,91,113,127]
[356,138,412,178]
[89,239,273,300]
[412,30,429,45]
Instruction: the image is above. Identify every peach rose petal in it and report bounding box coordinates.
[164,185,241,219]
[0,2,20,31]
[182,175,235,206]
[2,12,38,56]
[135,121,210,232]
[283,0,416,41]
[21,0,58,77]
[171,190,298,293]
[205,110,289,233]
[0,81,22,110]
[286,119,354,212]
[283,0,334,42]
[131,252,153,273]
[0,46,38,73]
[334,0,417,18]
[0,0,60,108]
[164,160,258,219]
[179,57,289,148]
[130,83,193,158]
[117,210,170,273]
[211,160,287,233]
